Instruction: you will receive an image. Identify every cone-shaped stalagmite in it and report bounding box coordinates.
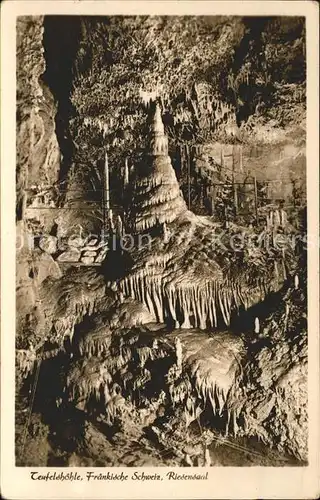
[119,106,287,330]
[133,104,187,233]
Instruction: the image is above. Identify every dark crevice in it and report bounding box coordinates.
[41,16,82,183]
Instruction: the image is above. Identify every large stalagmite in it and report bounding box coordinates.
[117,105,288,329]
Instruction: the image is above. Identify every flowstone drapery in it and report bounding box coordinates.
[118,105,288,330]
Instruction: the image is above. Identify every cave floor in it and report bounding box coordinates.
[16,402,302,468]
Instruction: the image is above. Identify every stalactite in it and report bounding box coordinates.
[255,317,260,334]
[119,269,269,330]
[175,338,182,371]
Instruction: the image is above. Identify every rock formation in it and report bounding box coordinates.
[16,16,60,222]
[15,17,307,469]
[119,105,289,329]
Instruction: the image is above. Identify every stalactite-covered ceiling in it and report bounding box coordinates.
[41,15,306,183]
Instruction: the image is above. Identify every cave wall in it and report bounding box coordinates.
[16,17,62,347]
[16,16,61,221]
[198,141,305,201]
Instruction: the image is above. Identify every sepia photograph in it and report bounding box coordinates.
[14,13,310,470]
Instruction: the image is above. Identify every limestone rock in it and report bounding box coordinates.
[83,251,97,258]
[81,241,106,252]
[39,235,57,254]
[16,17,60,221]
[87,238,98,246]
[81,256,95,265]
[36,252,62,282]
[68,235,86,248]
[132,106,187,233]
[95,247,109,263]
[57,249,81,262]
[109,298,156,329]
